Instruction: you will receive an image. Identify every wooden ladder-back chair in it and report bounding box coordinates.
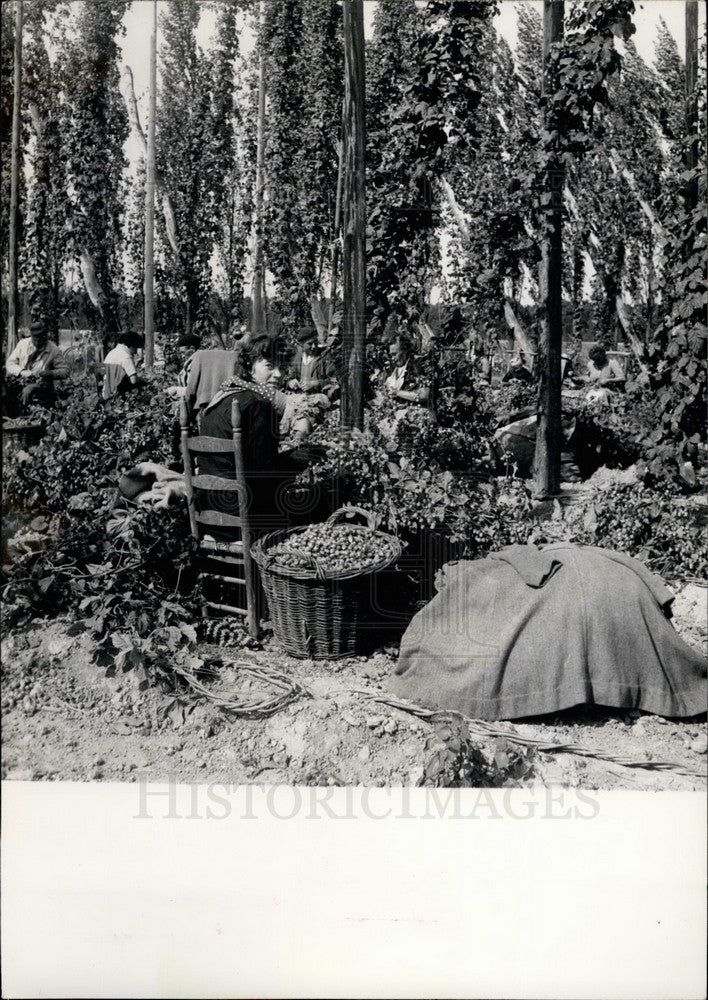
[179,397,259,637]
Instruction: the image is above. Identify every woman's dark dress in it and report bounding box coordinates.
[198,388,329,536]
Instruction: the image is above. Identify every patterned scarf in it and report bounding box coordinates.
[204,374,279,414]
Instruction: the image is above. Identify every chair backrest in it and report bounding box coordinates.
[179,395,258,632]
[179,396,252,546]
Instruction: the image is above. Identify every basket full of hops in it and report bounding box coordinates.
[251,505,402,659]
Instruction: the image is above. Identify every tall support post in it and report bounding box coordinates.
[340,0,366,431]
[326,99,346,343]
[684,0,699,214]
[143,0,157,369]
[534,0,565,499]
[7,0,24,351]
[252,1,267,337]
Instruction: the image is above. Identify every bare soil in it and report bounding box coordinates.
[2,584,706,790]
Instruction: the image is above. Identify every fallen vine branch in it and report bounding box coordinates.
[169,659,311,719]
[352,690,707,781]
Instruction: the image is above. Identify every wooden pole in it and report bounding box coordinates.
[684,0,699,213]
[252,1,267,337]
[7,0,23,351]
[326,100,346,343]
[340,0,366,431]
[143,0,157,370]
[534,0,564,499]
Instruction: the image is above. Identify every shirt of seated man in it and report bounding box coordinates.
[5,319,68,414]
[384,334,430,406]
[197,337,330,537]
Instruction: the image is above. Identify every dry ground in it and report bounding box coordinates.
[2,583,705,790]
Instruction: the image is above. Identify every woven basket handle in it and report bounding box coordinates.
[327,504,380,530]
[264,545,327,581]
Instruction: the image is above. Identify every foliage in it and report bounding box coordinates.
[527,478,707,583]
[490,380,537,425]
[367,1,502,333]
[568,30,679,348]
[2,497,201,703]
[444,20,533,332]
[587,482,707,580]
[306,369,533,560]
[211,0,251,339]
[421,719,536,788]
[2,497,192,621]
[1,367,202,695]
[61,0,130,340]
[3,376,175,512]
[122,158,146,304]
[0,1,17,268]
[633,192,707,480]
[20,1,72,341]
[156,1,219,337]
[443,1,638,351]
[562,392,647,474]
[366,0,438,330]
[652,16,685,147]
[260,0,343,329]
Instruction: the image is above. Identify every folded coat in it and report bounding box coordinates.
[118,462,186,508]
[389,543,706,720]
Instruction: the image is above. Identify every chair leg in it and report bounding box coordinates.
[246,605,259,639]
[247,565,262,638]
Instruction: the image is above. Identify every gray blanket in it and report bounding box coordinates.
[389,543,706,720]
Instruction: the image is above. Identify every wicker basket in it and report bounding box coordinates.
[251,505,402,660]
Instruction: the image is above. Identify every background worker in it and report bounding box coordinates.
[287,326,335,393]
[102,329,145,400]
[584,344,626,404]
[502,350,534,384]
[4,318,68,413]
[384,334,430,406]
[585,345,625,388]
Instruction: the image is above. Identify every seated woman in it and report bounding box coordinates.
[585,344,625,386]
[198,337,330,536]
[583,345,625,404]
[102,330,145,400]
[385,334,431,406]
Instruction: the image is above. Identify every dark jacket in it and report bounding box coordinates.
[198,389,327,534]
[502,362,534,384]
[199,388,279,479]
[288,345,338,390]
